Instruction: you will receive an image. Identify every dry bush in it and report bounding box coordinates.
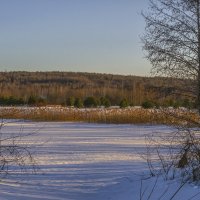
[0,120,37,179]
[140,117,200,199]
[143,125,200,184]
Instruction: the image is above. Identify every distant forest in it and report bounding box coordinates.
[0,71,193,108]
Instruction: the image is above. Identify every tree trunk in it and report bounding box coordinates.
[197,0,200,114]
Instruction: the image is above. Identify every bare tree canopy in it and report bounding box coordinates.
[142,0,200,111]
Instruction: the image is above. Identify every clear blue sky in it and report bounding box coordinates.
[0,0,150,75]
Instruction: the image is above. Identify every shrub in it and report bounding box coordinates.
[74,98,83,108]
[119,99,129,108]
[27,96,37,106]
[141,100,154,109]
[84,96,99,108]
[173,101,181,108]
[0,96,25,106]
[100,97,111,107]
[182,98,193,108]
[37,97,47,106]
[67,97,75,107]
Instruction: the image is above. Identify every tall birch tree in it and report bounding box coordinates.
[142,0,200,112]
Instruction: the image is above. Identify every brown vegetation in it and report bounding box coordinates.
[0,71,192,107]
[1,106,199,125]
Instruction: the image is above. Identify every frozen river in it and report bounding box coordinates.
[0,122,199,200]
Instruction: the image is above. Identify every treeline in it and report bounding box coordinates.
[0,95,193,110]
[0,71,194,108]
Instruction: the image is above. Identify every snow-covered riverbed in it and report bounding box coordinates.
[0,122,199,200]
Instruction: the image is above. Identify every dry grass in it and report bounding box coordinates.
[0,106,199,125]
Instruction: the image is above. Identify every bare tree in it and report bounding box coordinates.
[142,0,200,112]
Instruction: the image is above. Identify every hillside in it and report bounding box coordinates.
[0,71,192,107]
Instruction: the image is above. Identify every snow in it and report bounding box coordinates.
[0,122,199,200]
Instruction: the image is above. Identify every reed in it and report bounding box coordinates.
[0,106,198,125]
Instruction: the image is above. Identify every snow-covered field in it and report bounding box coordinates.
[0,121,199,200]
